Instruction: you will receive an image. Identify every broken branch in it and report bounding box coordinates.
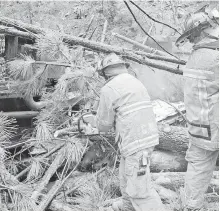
[100,20,108,43]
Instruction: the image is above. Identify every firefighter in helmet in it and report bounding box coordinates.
[95,53,165,211]
[176,5,219,211]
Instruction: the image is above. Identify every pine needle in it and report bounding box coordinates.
[35,121,53,143]
[6,183,37,211]
[62,137,86,171]
[26,158,45,182]
[7,56,35,80]
[68,169,118,211]
[0,113,17,144]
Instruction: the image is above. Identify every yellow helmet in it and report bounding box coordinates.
[176,5,219,47]
[97,53,130,77]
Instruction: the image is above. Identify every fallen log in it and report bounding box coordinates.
[0,16,46,34]
[0,24,183,75]
[134,49,186,65]
[157,125,189,153]
[151,150,187,172]
[62,34,184,75]
[31,148,65,201]
[112,32,169,57]
[0,25,37,39]
[152,171,219,194]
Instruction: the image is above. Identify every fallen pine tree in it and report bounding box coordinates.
[0,10,218,211]
[0,16,185,75]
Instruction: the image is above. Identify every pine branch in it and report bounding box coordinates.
[16,142,65,180]
[0,113,17,143]
[31,148,65,201]
[100,20,108,43]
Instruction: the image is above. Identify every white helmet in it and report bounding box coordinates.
[176,5,219,47]
[97,53,129,78]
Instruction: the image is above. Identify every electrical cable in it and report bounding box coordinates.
[123,1,179,59]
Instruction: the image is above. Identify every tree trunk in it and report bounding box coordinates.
[157,125,189,153]
[151,150,187,172]
[152,125,189,172]
[0,16,45,34]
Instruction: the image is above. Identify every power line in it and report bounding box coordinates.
[123,1,179,59]
[129,0,181,35]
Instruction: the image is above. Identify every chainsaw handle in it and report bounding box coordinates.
[77,111,97,135]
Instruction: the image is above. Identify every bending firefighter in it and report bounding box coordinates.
[176,5,219,211]
[94,53,165,211]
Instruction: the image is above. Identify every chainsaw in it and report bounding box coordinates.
[54,110,112,138]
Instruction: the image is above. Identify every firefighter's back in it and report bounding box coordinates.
[104,73,159,157]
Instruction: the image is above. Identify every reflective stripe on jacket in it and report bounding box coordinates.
[184,47,219,151]
[96,73,159,157]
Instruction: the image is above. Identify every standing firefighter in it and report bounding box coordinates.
[95,53,165,211]
[176,5,219,211]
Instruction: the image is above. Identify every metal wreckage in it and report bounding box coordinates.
[0,16,218,211]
